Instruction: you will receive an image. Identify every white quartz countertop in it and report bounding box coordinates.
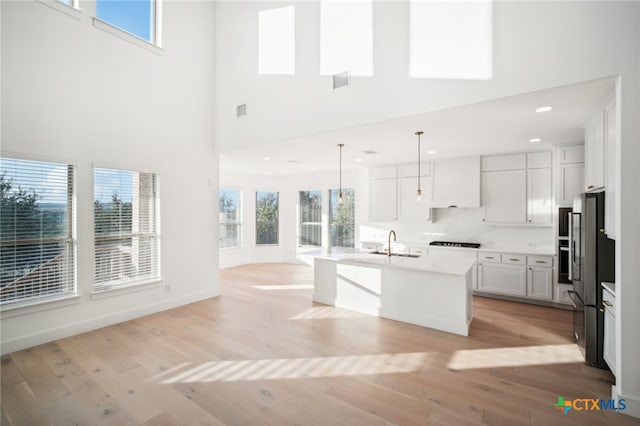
[359,241,556,256]
[314,249,476,276]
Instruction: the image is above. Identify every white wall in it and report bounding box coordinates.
[0,1,219,354]
[215,1,640,417]
[219,169,367,268]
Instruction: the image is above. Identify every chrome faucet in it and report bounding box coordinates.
[387,230,397,257]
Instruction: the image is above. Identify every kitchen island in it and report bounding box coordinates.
[313,251,476,336]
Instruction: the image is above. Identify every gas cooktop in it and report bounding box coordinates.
[429,241,481,249]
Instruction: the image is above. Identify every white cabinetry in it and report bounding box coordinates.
[398,177,432,221]
[481,152,551,225]
[526,256,553,301]
[556,144,584,207]
[584,112,605,192]
[527,167,552,224]
[370,178,397,222]
[602,284,616,375]
[478,262,527,296]
[430,156,480,208]
[477,252,554,300]
[482,170,526,223]
[604,97,617,239]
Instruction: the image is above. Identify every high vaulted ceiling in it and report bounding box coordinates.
[220,77,615,176]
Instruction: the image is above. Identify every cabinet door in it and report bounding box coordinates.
[398,177,432,222]
[526,266,553,300]
[558,145,585,164]
[431,156,480,208]
[558,163,584,206]
[604,307,616,373]
[477,263,526,296]
[481,170,526,223]
[527,168,552,224]
[605,98,617,239]
[370,179,397,222]
[585,113,605,192]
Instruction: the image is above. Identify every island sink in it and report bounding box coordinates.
[369,250,422,258]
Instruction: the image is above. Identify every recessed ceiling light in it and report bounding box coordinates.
[529,138,543,143]
[427,150,437,155]
[309,166,317,170]
[263,156,271,160]
[355,158,363,162]
[535,106,553,113]
[264,171,271,175]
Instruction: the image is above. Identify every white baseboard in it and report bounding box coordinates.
[1,289,219,355]
[612,385,640,419]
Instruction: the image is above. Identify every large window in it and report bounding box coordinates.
[409,0,493,79]
[320,0,373,77]
[96,0,158,43]
[0,157,75,305]
[94,168,159,290]
[258,6,295,75]
[299,191,322,247]
[329,188,355,248]
[256,191,279,245]
[219,189,241,248]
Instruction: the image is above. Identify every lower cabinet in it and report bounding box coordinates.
[602,285,616,374]
[527,266,553,300]
[478,262,526,296]
[477,253,554,301]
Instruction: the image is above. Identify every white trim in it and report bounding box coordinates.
[90,279,163,300]
[1,288,219,356]
[36,0,82,20]
[92,18,164,56]
[613,385,640,419]
[0,293,81,320]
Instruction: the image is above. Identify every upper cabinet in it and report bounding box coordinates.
[584,111,605,192]
[604,96,617,239]
[481,152,552,225]
[430,156,481,208]
[583,91,617,239]
[556,144,585,207]
[370,166,397,222]
[369,165,432,222]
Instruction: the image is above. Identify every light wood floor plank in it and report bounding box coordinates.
[2,263,639,426]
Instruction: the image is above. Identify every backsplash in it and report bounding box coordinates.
[359,207,555,249]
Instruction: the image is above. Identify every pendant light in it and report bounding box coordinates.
[415,131,423,201]
[337,143,345,204]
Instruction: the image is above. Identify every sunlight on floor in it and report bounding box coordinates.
[148,352,434,384]
[447,344,584,371]
[289,306,372,320]
[252,284,314,290]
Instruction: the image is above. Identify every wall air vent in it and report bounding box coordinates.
[236,104,247,118]
[362,150,377,155]
[332,71,350,90]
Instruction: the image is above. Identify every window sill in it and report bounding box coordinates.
[92,18,164,55]
[37,0,82,20]
[220,245,243,251]
[0,293,81,319]
[91,279,163,300]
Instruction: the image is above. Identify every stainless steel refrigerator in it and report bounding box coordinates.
[568,192,615,368]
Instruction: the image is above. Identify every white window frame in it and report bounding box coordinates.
[93,0,163,53]
[0,155,77,308]
[93,167,161,292]
[255,190,279,246]
[329,188,355,248]
[298,190,322,248]
[219,189,242,249]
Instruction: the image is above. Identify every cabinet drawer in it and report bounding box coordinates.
[527,255,553,267]
[502,254,525,265]
[478,252,501,263]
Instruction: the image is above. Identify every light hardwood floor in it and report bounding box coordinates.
[2,263,638,425]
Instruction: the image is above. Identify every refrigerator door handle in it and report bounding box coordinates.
[567,290,581,309]
[571,212,582,281]
[568,214,573,281]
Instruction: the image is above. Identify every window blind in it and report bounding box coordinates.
[94,168,159,290]
[0,157,75,305]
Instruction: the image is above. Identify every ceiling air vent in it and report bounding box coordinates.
[362,150,377,155]
[236,104,247,118]
[332,71,350,90]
